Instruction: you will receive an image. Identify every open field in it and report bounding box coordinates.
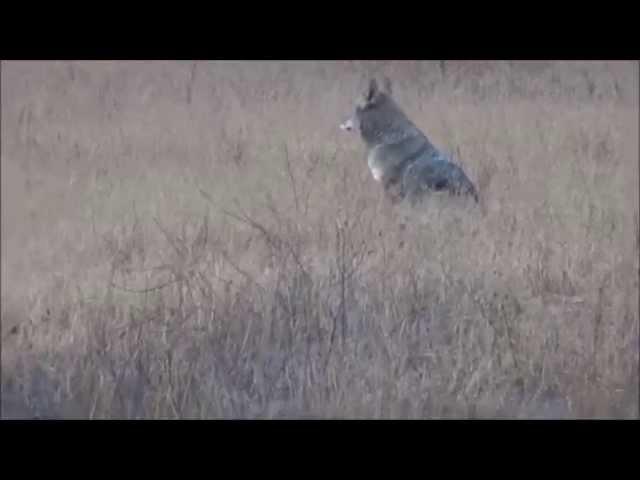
[1,61,638,418]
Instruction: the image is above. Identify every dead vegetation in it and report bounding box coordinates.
[1,61,638,418]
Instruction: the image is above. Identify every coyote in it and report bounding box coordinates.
[340,77,479,205]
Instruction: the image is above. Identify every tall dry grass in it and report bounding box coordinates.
[1,61,638,418]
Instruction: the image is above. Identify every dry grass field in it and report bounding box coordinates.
[1,61,638,419]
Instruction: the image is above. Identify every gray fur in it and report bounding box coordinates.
[340,78,479,205]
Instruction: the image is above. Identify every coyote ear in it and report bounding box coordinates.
[383,76,392,95]
[366,78,379,101]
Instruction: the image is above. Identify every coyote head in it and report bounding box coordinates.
[340,76,412,149]
[340,77,393,135]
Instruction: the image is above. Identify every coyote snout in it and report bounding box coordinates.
[340,118,355,132]
[340,77,479,205]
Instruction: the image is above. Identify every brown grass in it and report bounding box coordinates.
[1,60,638,419]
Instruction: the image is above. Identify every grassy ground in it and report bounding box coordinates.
[1,61,638,418]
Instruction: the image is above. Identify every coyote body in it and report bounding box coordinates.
[341,78,478,205]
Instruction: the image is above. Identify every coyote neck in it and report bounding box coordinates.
[361,104,433,149]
